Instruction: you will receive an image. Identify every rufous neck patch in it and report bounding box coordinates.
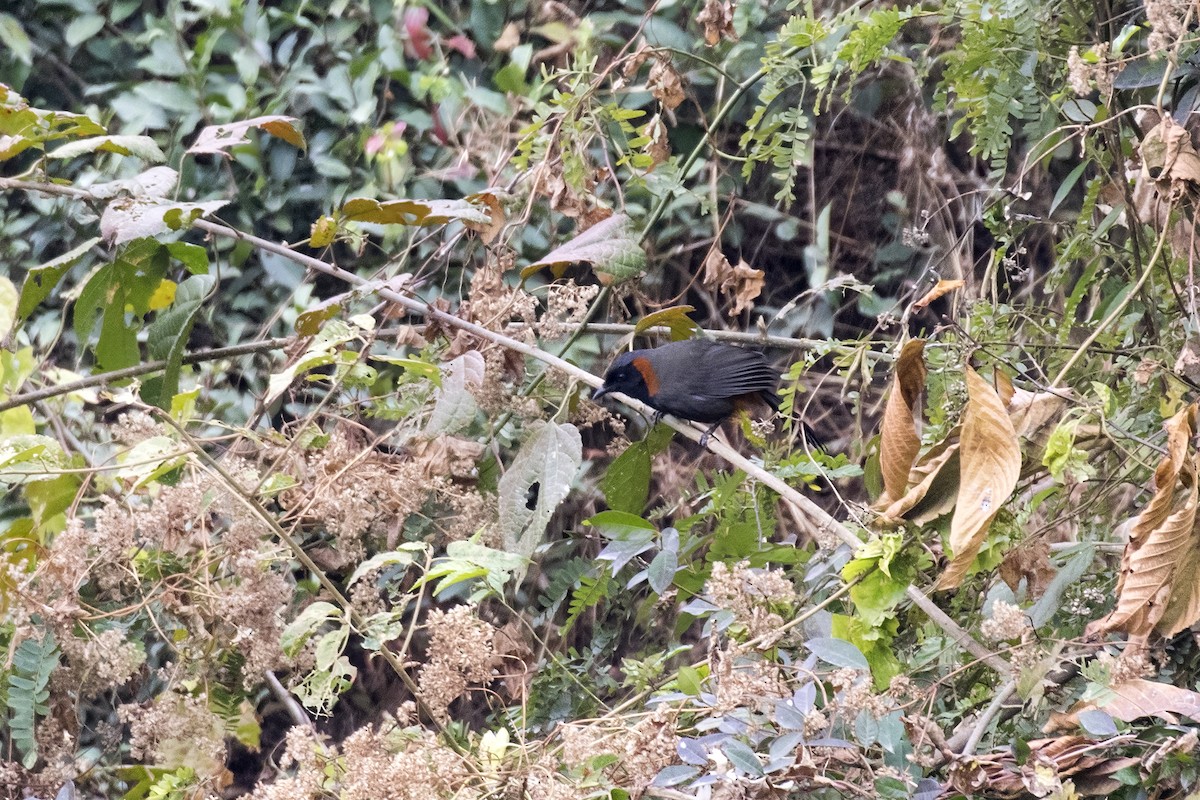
[631,356,660,396]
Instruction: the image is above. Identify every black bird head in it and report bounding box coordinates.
[592,351,655,405]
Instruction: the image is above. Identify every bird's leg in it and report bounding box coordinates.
[651,410,665,425]
[699,421,721,448]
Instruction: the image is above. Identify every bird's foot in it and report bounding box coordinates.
[699,422,721,448]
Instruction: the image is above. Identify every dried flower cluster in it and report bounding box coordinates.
[829,667,892,719]
[980,599,1030,643]
[1145,0,1191,54]
[1066,44,1112,97]
[539,280,601,339]
[710,641,791,712]
[417,605,498,716]
[704,560,799,642]
[614,707,680,797]
[278,427,450,559]
[56,628,144,696]
[119,690,228,779]
[249,719,468,800]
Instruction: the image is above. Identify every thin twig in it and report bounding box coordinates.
[959,678,1017,755]
[0,336,293,414]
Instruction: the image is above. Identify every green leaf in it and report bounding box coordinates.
[24,473,79,533]
[63,14,104,47]
[115,435,187,489]
[806,636,869,669]
[8,632,59,768]
[18,237,100,319]
[602,438,651,515]
[646,548,678,595]
[422,539,529,600]
[165,242,209,275]
[564,574,612,633]
[633,306,699,341]
[722,739,764,777]
[48,135,166,161]
[265,319,357,404]
[497,421,583,561]
[145,274,215,408]
[521,214,646,285]
[347,543,427,587]
[280,601,343,656]
[585,509,658,538]
[425,351,484,434]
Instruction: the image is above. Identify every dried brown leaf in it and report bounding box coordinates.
[729,260,765,314]
[1088,403,1199,640]
[878,340,927,506]
[464,190,506,243]
[875,437,959,524]
[701,249,765,316]
[1141,117,1200,187]
[695,0,737,45]
[998,538,1055,599]
[939,368,1022,590]
[409,435,485,480]
[913,278,965,310]
[648,57,685,110]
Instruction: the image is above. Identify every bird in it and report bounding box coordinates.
[592,339,781,445]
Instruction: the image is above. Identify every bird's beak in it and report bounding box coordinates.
[592,385,611,401]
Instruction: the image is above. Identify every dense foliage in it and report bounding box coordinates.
[3,0,1200,798]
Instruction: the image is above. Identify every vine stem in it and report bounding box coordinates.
[1048,197,1175,389]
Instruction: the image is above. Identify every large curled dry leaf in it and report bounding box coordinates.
[1052,679,1200,729]
[1087,403,1200,642]
[877,340,927,507]
[938,368,1022,589]
[876,437,961,525]
[912,279,964,310]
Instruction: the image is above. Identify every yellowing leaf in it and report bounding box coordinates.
[0,275,16,341]
[633,305,699,342]
[147,279,177,311]
[938,368,1022,589]
[877,339,926,507]
[187,115,306,155]
[341,197,491,227]
[310,215,337,248]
